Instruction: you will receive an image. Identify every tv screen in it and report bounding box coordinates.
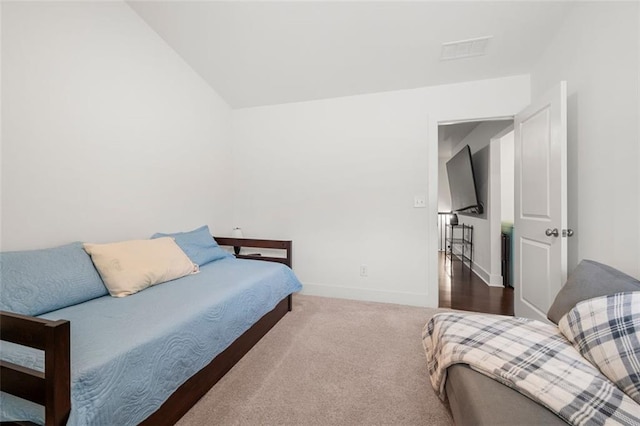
[446,145,480,212]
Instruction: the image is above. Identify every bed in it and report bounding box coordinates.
[0,237,301,425]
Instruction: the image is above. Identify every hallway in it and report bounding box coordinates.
[438,252,514,315]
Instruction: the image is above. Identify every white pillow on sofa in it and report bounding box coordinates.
[83,237,198,297]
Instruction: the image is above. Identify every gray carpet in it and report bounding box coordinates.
[177,294,453,426]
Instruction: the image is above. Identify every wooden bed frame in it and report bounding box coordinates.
[0,237,294,426]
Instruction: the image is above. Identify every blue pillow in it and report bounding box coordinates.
[0,242,108,316]
[151,225,232,266]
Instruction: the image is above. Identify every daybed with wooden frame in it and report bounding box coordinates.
[0,237,297,426]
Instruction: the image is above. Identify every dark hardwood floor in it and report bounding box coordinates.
[438,252,514,315]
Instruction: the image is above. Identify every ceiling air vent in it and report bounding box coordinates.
[441,36,492,61]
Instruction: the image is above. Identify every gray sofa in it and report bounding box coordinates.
[447,364,566,425]
[444,260,640,426]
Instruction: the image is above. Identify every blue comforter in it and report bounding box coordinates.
[0,258,302,425]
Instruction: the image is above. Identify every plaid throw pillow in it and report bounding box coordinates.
[559,292,640,404]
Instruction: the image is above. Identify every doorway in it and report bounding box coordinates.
[437,119,514,315]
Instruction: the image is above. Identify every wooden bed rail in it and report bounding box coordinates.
[214,237,292,268]
[0,311,71,426]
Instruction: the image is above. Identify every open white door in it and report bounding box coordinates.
[514,81,568,321]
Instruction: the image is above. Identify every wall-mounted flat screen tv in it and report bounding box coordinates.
[446,145,481,212]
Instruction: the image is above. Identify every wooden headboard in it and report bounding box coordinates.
[213,237,292,268]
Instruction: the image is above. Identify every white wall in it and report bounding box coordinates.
[438,157,452,212]
[1,2,234,250]
[451,121,512,285]
[500,132,515,223]
[530,1,639,278]
[232,75,529,307]
[0,3,3,251]
[489,127,514,287]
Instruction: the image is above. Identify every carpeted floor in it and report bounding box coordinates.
[177,294,453,426]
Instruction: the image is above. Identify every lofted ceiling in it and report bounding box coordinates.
[128,1,574,108]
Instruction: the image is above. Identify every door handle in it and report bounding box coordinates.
[545,228,559,237]
[562,229,574,237]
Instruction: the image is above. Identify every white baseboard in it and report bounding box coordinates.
[488,273,504,287]
[469,263,504,287]
[470,263,490,285]
[299,283,435,308]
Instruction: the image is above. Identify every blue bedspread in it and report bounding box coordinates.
[0,258,302,425]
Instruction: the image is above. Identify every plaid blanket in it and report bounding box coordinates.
[423,313,640,425]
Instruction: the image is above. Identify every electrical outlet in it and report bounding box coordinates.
[360,265,368,277]
[414,195,426,208]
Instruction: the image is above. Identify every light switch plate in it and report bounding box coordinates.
[414,195,426,208]
[360,265,368,277]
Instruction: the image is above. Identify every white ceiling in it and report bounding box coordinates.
[128,1,574,108]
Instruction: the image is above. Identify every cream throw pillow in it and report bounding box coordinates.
[83,237,198,297]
